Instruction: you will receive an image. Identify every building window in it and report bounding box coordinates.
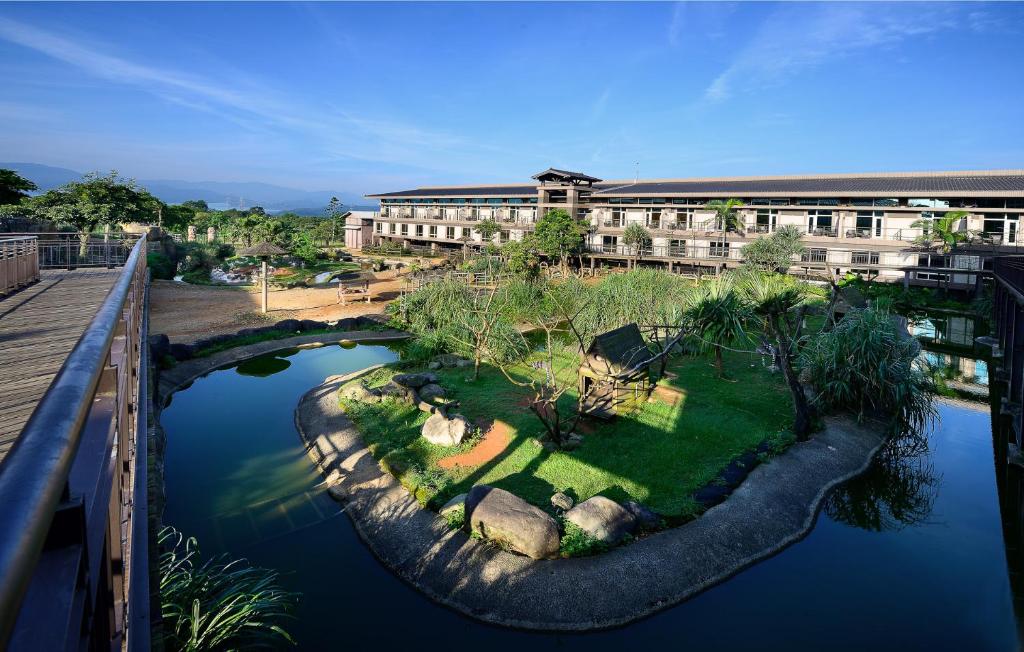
[415,224,424,237]
[755,209,777,233]
[710,241,730,258]
[429,225,438,238]
[807,210,834,235]
[375,222,383,234]
[500,230,510,243]
[400,223,409,236]
[446,226,456,239]
[668,239,687,256]
[851,251,879,265]
[389,223,397,235]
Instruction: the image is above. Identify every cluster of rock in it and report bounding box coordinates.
[150,315,388,362]
[342,370,473,447]
[439,485,661,560]
[427,354,473,370]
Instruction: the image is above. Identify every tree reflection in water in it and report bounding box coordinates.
[825,425,940,532]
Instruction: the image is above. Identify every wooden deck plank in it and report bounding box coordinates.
[0,269,120,464]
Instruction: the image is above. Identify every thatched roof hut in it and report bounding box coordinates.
[239,242,287,257]
[579,324,652,418]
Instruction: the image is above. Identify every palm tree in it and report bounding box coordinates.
[622,223,651,269]
[910,210,973,293]
[686,276,748,378]
[706,198,744,232]
[741,272,815,440]
[911,210,972,253]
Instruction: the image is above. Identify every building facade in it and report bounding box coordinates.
[367,168,1024,285]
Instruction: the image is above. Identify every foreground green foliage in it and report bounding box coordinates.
[158,526,298,651]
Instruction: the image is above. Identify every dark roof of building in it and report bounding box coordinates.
[366,184,539,198]
[367,171,1024,199]
[594,173,1024,196]
[532,168,603,183]
[585,323,651,374]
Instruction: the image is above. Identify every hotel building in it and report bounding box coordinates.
[365,168,1024,286]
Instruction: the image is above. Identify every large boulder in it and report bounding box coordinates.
[334,317,357,331]
[418,383,446,403]
[168,342,194,361]
[148,333,170,360]
[300,319,327,331]
[274,319,302,333]
[622,501,660,532]
[433,354,468,368]
[378,381,416,404]
[564,496,637,544]
[392,372,439,389]
[421,412,471,447]
[464,485,560,560]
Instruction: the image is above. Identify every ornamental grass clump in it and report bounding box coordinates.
[158,526,299,651]
[800,306,936,433]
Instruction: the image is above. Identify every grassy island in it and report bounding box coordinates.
[341,345,793,520]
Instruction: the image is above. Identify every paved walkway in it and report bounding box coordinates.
[0,269,120,463]
[296,374,887,631]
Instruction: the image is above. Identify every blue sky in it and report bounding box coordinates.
[1,2,1022,196]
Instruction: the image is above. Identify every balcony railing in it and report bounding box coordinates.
[0,235,150,650]
[0,237,40,296]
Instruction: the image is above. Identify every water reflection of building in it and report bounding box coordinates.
[910,315,976,347]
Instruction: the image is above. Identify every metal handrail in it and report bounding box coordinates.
[0,234,149,649]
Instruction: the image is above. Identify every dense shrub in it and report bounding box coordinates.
[801,306,935,431]
[147,252,175,280]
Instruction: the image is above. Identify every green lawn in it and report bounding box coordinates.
[341,347,794,520]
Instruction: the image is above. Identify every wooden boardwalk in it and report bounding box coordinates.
[0,269,120,464]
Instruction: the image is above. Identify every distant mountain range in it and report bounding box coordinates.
[0,162,378,215]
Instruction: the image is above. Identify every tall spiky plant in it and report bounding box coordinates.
[686,275,748,378]
[741,272,815,440]
[158,526,299,651]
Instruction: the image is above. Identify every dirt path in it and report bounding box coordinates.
[437,420,513,470]
[150,270,408,343]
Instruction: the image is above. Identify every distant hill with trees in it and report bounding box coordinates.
[0,162,376,214]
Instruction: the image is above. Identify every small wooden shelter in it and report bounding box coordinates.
[239,241,287,314]
[579,323,652,418]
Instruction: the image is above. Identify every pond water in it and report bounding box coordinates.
[161,344,1020,651]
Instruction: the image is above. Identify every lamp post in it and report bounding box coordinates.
[239,242,288,314]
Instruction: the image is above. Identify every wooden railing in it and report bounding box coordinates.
[0,236,40,296]
[0,235,150,651]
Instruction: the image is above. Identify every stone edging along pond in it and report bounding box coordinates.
[295,371,888,632]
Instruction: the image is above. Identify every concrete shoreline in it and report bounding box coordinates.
[295,372,888,631]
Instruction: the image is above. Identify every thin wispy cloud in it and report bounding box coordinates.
[0,16,497,179]
[702,3,958,103]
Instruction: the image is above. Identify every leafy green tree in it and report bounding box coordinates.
[500,238,540,278]
[741,272,815,440]
[706,198,744,232]
[249,206,267,216]
[181,199,209,212]
[0,168,38,205]
[324,196,345,243]
[29,171,160,254]
[621,223,652,269]
[474,218,501,244]
[741,225,806,272]
[533,208,588,277]
[291,229,319,264]
[685,275,748,378]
